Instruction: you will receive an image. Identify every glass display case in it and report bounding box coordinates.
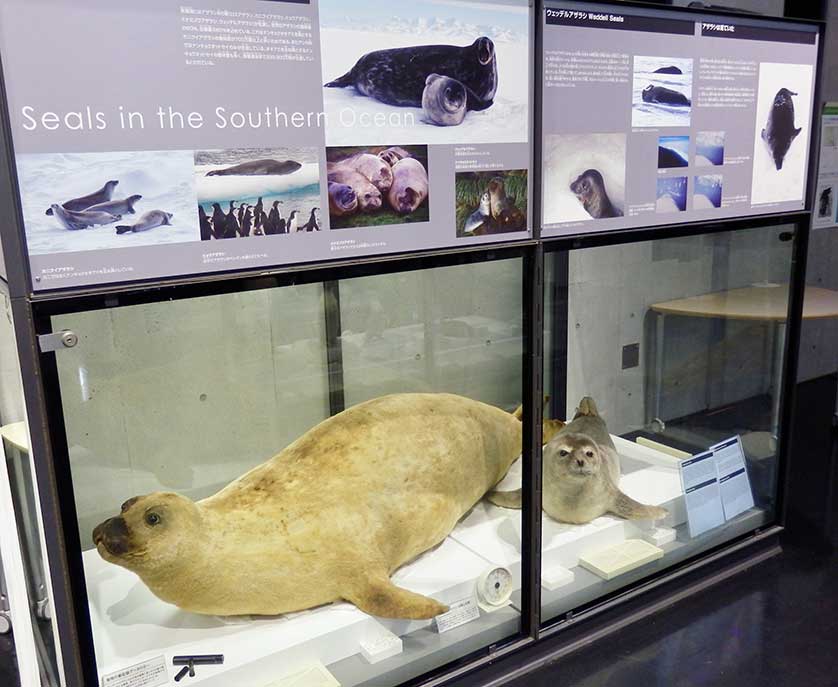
[537,225,796,624]
[0,2,826,687]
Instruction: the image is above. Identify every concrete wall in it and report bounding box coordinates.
[49,259,523,549]
[553,227,793,434]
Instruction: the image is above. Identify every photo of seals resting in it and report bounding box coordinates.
[205,159,302,176]
[570,169,623,219]
[388,157,429,214]
[762,88,801,171]
[653,66,682,75]
[325,37,498,113]
[642,85,691,106]
[44,179,119,215]
[92,393,562,619]
[488,397,668,525]
[329,182,358,217]
[378,147,411,167]
[329,153,393,193]
[115,210,173,235]
[422,74,467,127]
[50,204,120,230]
[328,167,382,212]
[85,194,143,216]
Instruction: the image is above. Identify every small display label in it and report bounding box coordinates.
[101,656,167,687]
[435,594,480,633]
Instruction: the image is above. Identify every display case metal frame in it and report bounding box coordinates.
[0,2,825,686]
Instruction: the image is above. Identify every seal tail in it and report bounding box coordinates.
[115,225,133,235]
[324,70,354,88]
[610,491,667,521]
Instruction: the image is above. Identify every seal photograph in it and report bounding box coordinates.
[750,62,813,206]
[657,136,689,169]
[542,133,626,225]
[194,147,321,238]
[318,0,529,146]
[456,169,528,237]
[16,150,199,255]
[632,56,693,128]
[326,145,429,229]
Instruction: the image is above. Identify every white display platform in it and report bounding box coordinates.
[84,536,495,684]
[450,436,686,586]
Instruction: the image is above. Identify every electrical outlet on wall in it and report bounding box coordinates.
[622,343,640,370]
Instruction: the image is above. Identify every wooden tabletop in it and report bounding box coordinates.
[650,285,838,321]
[0,422,29,452]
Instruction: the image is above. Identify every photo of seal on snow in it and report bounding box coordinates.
[15,151,198,256]
[658,136,689,169]
[696,131,725,167]
[327,145,429,229]
[751,63,813,206]
[543,133,626,225]
[657,176,688,213]
[318,0,528,146]
[456,170,527,237]
[632,56,693,128]
[194,147,321,239]
[694,175,723,209]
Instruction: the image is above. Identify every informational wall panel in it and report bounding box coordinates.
[0,0,532,291]
[541,2,819,237]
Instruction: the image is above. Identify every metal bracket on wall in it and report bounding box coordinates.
[36,331,78,352]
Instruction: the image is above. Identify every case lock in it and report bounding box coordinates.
[37,330,78,352]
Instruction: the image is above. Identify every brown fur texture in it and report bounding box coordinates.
[488,397,667,524]
[93,393,560,619]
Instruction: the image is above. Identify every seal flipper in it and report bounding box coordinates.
[344,573,448,619]
[487,488,522,509]
[465,86,494,112]
[325,69,355,88]
[609,490,667,521]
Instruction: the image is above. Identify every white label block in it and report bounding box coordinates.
[642,527,677,547]
[359,626,403,664]
[435,594,480,634]
[541,565,574,591]
[101,656,167,687]
[579,540,664,580]
[266,662,340,687]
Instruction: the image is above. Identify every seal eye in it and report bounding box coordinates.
[559,449,569,457]
[585,450,594,458]
[145,512,161,527]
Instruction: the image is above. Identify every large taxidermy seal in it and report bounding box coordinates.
[324,37,498,113]
[489,397,667,524]
[762,88,801,171]
[93,394,563,619]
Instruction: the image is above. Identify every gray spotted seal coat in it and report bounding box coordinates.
[489,397,667,524]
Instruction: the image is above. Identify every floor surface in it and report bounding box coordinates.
[510,539,838,687]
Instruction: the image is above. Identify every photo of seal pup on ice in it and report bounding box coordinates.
[92,393,564,619]
[488,397,667,525]
[324,37,498,127]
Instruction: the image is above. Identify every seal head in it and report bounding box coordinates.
[422,73,467,127]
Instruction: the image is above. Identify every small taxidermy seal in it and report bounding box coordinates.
[570,169,622,219]
[762,88,801,171]
[488,397,667,524]
[93,393,564,619]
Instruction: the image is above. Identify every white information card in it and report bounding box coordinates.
[680,435,755,538]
